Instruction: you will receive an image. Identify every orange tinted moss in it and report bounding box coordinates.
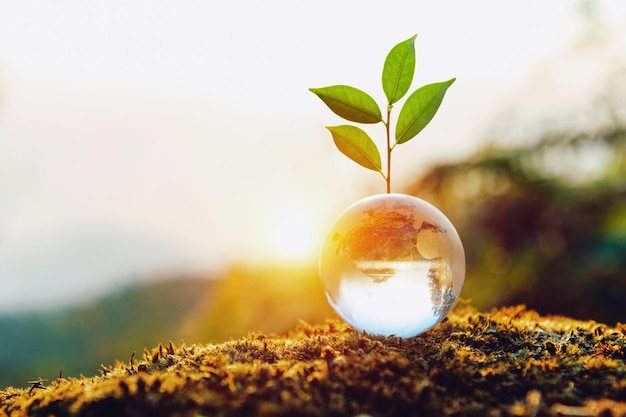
[2,305,626,417]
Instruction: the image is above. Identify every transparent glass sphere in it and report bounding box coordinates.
[320,193,465,338]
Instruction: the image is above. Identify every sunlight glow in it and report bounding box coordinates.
[268,212,319,262]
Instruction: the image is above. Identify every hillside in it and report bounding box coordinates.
[2,305,626,417]
[0,278,216,388]
[0,264,333,388]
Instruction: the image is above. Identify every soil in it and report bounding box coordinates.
[2,304,626,417]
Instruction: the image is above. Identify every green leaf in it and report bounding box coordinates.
[382,35,417,105]
[395,78,456,145]
[309,85,383,124]
[326,125,382,172]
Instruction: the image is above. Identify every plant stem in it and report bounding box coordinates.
[385,105,392,193]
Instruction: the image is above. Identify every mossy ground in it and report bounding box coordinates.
[2,305,626,417]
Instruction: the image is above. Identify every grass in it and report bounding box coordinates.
[2,304,626,417]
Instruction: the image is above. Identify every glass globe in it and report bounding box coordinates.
[320,193,465,338]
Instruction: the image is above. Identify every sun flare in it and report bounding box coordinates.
[268,212,320,262]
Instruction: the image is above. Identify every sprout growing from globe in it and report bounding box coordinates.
[311,35,466,338]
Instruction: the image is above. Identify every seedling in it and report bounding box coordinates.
[310,34,455,193]
[314,36,465,338]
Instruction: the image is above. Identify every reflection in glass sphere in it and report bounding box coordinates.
[320,193,465,338]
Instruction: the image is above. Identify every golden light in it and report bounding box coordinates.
[268,211,320,263]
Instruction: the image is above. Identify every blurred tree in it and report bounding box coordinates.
[181,263,335,342]
[406,109,626,324]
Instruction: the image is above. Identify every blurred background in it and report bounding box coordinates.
[1,0,625,387]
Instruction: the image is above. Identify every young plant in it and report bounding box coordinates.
[310,35,455,194]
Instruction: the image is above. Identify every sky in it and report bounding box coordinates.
[0,1,625,313]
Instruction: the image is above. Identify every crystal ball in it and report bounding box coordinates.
[320,193,465,338]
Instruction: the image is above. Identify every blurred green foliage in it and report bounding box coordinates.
[0,279,215,388]
[0,266,333,388]
[181,264,335,342]
[406,116,626,324]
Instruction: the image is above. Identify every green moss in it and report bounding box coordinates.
[2,305,626,416]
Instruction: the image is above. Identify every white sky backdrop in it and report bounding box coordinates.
[0,0,625,312]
